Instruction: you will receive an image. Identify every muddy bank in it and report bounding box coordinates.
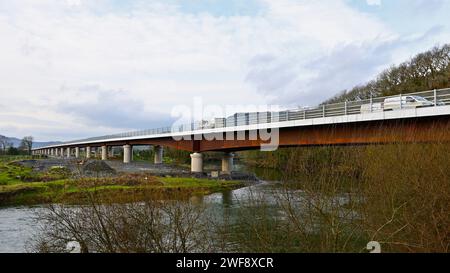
[16,158,259,181]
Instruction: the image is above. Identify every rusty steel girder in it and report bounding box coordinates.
[69,116,450,152]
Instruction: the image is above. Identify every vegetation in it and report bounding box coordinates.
[20,136,33,155]
[0,157,244,206]
[324,44,450,103]
[0,135,35,156]
[236,127,449,253]
[30,193,212,253]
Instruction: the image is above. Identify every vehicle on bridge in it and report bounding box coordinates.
[361,95,435,113]
[384,95,434,111]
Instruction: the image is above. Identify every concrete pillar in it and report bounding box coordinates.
[123,145,131,163]
[221,152,234,174]
[66,147,71,158]
[154,145,163,164]
[75,147,80,158]
[190,152,203,173]
[101,145,107,160]
[86,146,91,159]
[60,148,64,157]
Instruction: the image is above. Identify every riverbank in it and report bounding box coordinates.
[0,157,250,206]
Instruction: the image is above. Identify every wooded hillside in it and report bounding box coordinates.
[324,44,450,104]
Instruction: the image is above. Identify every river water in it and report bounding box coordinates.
[0,162,283,253]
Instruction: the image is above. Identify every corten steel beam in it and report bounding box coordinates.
[194,116,450,152]
[50,116,450,153]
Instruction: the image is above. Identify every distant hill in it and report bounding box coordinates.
[0,135,62,149]
[323,44,450,104]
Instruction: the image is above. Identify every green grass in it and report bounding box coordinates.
[159,177,243,191]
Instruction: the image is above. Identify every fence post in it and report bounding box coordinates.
[344,101,347,115]
[303,109,306,119]
[322,105,325,117]
[434,89,437,106]
[399,93,402,109]
[370,95,373,112]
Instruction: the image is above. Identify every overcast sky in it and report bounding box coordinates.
[0,0,449,141]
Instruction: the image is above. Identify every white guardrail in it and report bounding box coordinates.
[55,88,450,145]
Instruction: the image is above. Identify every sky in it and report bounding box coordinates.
[0,0,449,141]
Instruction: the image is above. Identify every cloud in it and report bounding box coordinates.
[0,0,448,141]
[57,85,176,129]
[366,0,381,6]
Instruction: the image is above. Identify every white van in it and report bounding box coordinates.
[383,95,433,111]
[360,102,384,114]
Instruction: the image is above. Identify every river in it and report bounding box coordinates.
[0,162,282,253]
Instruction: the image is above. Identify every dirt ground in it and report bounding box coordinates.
[17,158,258,181]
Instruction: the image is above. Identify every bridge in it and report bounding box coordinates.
[33,88,450,173]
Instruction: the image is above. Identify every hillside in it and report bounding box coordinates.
[0,135,62,149]
[323,44,450,104]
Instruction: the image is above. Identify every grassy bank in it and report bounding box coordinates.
[0,157,245,206]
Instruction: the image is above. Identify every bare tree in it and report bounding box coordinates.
[20,136,33,155]
[0,136,12,154]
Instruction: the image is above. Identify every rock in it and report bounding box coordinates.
[82,161,116,176]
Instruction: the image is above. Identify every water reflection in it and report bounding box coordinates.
[0,162,282,253]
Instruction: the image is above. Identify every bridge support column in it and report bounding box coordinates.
[86,146,91,159]
[75,147,80,158]
[154,145,163,164]
[123,145,131,163]
[221,152,234,174]
[66,147,71,158]
[60,148,64,158]
[190,152,203,173]
[101,146,107,160]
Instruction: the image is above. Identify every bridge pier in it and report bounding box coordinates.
[66,147,71,158]
[86,146,91,159]
[60,148,64,158]
[123,145,131,163]
[221,152,234,174]
[75,147,80,158]
[101,145,107,160]
[190,152,203,173]
[154,145,163,164]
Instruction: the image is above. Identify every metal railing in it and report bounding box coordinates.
[60,88,450,145]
